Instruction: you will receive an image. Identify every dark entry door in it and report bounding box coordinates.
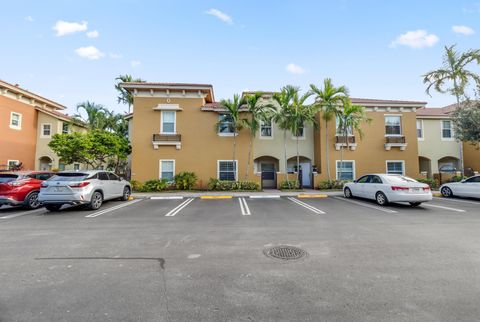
[261,163,276,189]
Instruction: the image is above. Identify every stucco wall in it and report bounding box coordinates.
[463,142,480,173]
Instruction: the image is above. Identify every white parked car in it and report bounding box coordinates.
[440,175,480,199]
[343,174,432,207]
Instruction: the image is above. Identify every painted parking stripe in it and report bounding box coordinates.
[333,196,398,214]
[165,198,194,217]
[433,197,480,206]
[422,203,466,213]
[85,199,143,218]
[249,195,280,199]
[239,197,251,216]
[151,196,184,200]
[0,208,45,219]
[287,197,325,214]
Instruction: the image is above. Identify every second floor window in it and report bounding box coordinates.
[42,124,51,137]
[10,112,22,130]
[218,114,234,134]
[62,122,69,134]
[442,120,453,139]
[336,117,353,136]
[260,119,272,137]
[293,122,304,138]
[385,116,402,136]
[161,111,176,134]
[416,120,423,139]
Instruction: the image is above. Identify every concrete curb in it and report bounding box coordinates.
[133,190,344,199]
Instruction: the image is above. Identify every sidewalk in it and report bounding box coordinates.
[132,189,344,198]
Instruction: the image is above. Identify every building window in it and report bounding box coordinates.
[62,122,69,134]
[416,120,424,139]
[385,115,402,136]
[10,112,22,130]
[160,160,175,181]
[336,161,355,181]
[260,119,272,137]
[73,163,80,171]
[7,160,19,170]
[218,114,235,134]
[41,124,52,138]
[441,120,453,139]
[292,122,304,138]
[336,117,353,136]
[218,160,237,181]
[161,111,176,134]
[58,162,66,171]
[386,161,405,175]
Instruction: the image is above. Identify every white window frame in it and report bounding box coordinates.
[159,159,175,181]
[217,114,237,137]
[160,111,176,134]
[335,116,353,136]
[62,122,70,134]
[217,160,238,181]
[9,112,22,130]
[416,119,424,141]
[386,160,405,175]
[259,119,273,139]
[73,163,80,171]
[335,160,356,181]
[41,123,52,138]
[7,160,19,170]
[291,122,305,140]
[441,120,454,141]
[384,114,402,137]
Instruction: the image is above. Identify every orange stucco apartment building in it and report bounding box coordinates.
[121,82,430,189]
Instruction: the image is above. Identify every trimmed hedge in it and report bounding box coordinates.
[416,178,439,189]
[207,178,260,191]
[174,172,198,190]
[318,180,350,190]
[280,180,300,190]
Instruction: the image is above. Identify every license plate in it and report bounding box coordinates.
[410,188,421,193]
[51,187,66,192]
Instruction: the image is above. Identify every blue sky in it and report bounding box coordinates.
[1,0,480,115]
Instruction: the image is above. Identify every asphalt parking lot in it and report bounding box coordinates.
[1,195,480,321]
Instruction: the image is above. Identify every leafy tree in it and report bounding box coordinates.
[74,101,107,130]
[310,79,348,181]
[451,100,480,146]
[115,74,145,113]
[423,45,480,174]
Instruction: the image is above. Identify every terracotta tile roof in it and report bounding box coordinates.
[201,102,249,112]
[119,82,215,102]
[0,79,66,110]
[120,82,213,88]
[350,97,427,105]
[36,107,86,127]
[417,101,477,117]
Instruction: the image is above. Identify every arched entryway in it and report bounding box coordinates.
[287,156,312,188]
[438,156,460,173]
[254,156,279,189]
[39,156,53,171]
[419,156,432,178]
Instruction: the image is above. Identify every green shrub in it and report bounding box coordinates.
[174,172,198,190]
[237,181,260,191]
[416,178,439,189]
[130,180,143,192]
[142,179,170,192]
[207,179,260,191]
[280,180,300,190]
[450,175,464,182]
[318,180,349,190]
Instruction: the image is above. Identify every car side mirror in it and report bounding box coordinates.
[353,180,358,183]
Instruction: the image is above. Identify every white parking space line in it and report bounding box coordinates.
[239,197,251,215]
[333,197,398,214]
[287,197,325,214]
[0,208,45,219]
[249,195,280,199]
[151,196,184,200]
[165,198,194,217]
[433,197,480,206]
[85,199,143,218]
[422,203,466,213]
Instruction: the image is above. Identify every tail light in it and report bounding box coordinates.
[8,180,27,187]
[41,182,48,188]
[69,181,90,188]
[391,186,409,191]
[423,186,431,191]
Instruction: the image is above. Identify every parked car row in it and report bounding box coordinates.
[0,170,131,211]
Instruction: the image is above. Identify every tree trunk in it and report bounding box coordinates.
[233,131,237,181]
[455,94,465,177]
[296,135,300,185]
[245,134,253,180]
[283,129,290,188]
[325,119,331,181]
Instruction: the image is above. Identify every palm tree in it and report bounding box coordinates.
[241,92,266,180]
[289,88,314,183]
[74,101,107,130]
[271,86,296,184]
[310,79,348,181]
[216,94,245,179]
[337,97,371,179]
[423,45,480,175]
[115,74,146,113]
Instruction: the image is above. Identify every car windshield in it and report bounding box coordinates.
[0,174,19,183]
[385,175,417,184]
[48,173,89,182]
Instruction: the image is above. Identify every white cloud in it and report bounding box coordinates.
[25,16,34,22]
[86,30,99,38]
[452,25,475,35]
[205,8,233,24]
[109,53,122,59]
[74,46,104,60]
[53,20,88,36]
[390,30,439,49]
[286,63,306,74]
[130,60,141,67]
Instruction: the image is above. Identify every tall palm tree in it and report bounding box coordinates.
[423,45,480,175]
[289,88,314,183]
[337,97,371,179]
[310,79,348,181]
[74,101,107,130]
[115,74,146,113]
[271,86,296,184]
[241,92,266,180]
[216,94,246,179]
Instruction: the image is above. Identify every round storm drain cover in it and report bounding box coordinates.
[263,245,308,261]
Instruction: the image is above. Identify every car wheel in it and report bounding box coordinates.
[45,204,62,212]
[376,192,389,206]
[441,186,453,198]
[409,202,422,207]
[24,191,41,209]
[121,186,131,201]
[87,191,103,210]
[344,187,353,198]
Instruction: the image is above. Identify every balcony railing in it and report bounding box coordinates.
[334,135,357,150]
[385,136,406,144]
[385,135,407,151]
[152,133,182,150]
